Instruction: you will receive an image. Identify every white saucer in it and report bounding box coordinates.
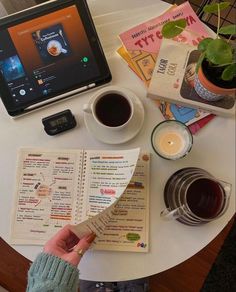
[84,89,145,144]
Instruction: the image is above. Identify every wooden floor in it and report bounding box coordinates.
[148,216,235,292]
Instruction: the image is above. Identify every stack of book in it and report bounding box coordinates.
[117,1,217,133]
[147,39,235,117]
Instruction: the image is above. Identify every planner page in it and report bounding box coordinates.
[94,153,150,252]
[10,148,84,245]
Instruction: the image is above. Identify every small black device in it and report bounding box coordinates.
[42,109,76,135]
[0,0,111,117]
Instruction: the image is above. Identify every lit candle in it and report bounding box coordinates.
[151,120,193,160]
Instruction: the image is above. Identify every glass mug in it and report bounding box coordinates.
[161,167,231,225]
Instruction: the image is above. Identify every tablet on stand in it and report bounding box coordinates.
[0,0,111,117]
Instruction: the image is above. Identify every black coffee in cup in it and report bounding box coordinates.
[162,167,231,225]
[186,178,224,219]
[95,93,132,127]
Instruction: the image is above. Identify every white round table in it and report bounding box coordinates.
[0,0,235,281]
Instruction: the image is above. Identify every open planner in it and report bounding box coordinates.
[10,148,150,252]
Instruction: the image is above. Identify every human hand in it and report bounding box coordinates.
[43,224,96,266]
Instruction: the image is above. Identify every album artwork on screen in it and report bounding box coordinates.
[32,24,72,64]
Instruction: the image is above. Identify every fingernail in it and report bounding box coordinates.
[86,232,96,243]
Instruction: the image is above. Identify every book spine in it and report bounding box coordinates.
[74,151,87,224]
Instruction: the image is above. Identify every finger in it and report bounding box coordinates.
[66,233,80,249]
[64,232,96,266]
[73,232,96,253]
[51,224,76,242]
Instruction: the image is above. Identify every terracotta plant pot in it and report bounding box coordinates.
[194,66,236,102]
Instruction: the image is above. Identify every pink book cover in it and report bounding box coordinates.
[119,1,209,57]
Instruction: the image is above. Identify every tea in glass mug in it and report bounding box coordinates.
[161,167,231,225]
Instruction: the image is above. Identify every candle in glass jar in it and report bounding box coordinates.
[151,120,193,160]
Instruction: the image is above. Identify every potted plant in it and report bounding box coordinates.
[161,1,236,101]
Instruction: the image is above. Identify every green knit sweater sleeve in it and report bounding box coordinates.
[27,252,79,292]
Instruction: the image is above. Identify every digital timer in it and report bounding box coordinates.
[42,109,77,136]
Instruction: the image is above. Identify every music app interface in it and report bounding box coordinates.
[0,5,100,105]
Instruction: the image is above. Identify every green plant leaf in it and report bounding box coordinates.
[203,2,230,13]
[196,52,205,73]
[198,38,213,52]
[219,24,236,35]
[221,63,236,81]
[206,39,233,65]
[161,19,187,38]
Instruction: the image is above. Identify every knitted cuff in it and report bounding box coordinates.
[28,252,79,291]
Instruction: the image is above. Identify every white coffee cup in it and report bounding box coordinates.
[83,86,134,130]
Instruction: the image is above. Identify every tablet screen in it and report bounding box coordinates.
[0,0,111,116]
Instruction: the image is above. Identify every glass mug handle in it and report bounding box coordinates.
[83,103,93,114]
[160,205,186,220]
[217,180,232,217]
